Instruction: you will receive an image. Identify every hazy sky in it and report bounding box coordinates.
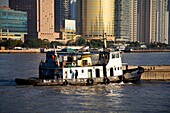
[0,0,8,6]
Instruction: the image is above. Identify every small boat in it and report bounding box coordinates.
[15,34,144,86]
[123,66,144,83]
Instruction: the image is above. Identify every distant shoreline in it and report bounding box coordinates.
[127,49,170,53]
[1,49,170,53]
[0,49,40,53]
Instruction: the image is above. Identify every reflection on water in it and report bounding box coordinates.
[0,81,170,113]
[0,53,170,113]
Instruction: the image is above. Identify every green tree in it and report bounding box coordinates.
[75,37,87,46]
[24,39,50,48]
[1,39,24,49]
[50,41,64,48]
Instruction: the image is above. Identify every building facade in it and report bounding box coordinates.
[168,0,170,44]
[9,0,59,42]
[54,0,71,32]
[37,0,59,41]
[78,0,115,41]
[114,0,130,42]
[150,0,157,43]
[156,0,169,44]
[138,0,150,43]
[129,0,138,42]
[0,6,27,41]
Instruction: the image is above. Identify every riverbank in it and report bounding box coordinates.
[0,49,40,53]
[125,65,170,81]
[129,49,170,53]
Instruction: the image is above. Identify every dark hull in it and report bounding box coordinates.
[123,66,144,83]
[15,77,41,85]
[15,76,122,86]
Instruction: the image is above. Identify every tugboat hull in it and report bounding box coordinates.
[123,66,144,83]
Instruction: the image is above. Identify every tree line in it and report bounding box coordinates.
[0,38,169,50]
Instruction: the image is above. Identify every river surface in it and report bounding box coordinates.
[0,52,170,113]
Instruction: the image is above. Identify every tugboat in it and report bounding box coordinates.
[15,33,144,86]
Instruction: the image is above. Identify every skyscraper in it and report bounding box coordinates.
[168,0,170,44]
[129,0,138,42]
[114,0,130,42]
[138,0,150,43]
[138,0,169,44]
[150,0,157,43]
[78,0,115,41]
[54,0,71,32]
[156,0,169,44]
[9,0,59,42]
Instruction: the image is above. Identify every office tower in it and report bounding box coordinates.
[138,0,169,44]
[138,0,150,43]
[55,0,71,32]
[114,0,130,42]
[0,6,27,41]
[156,0,169,44]
[70,0,78,32]
[78,0,115,41]
[37,0,59,41]
[70,0,77,20]
[150,0,157,43]
[129,0,138,42]
[168,0,170,44]
[9,0,59,42]
[9,0,37,40]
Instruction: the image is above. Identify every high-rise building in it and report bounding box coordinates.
[114,0,130,42]
[0,6,27,41]
[150,0,157,43]
[9,0,37,40]
[54,0,71,32]
[138,0,150,43]
[138,0,169,44]
[37,0,59,41]
[78,0,115,41]
[156,0,169,44]
[70,0,77,20]
[9,0,59,42]
[168,0,170,44]
[129,0,138,42]
[70,0,78,33]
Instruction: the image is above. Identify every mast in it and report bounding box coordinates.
[103,32,107,52]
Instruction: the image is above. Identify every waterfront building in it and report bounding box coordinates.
[36,0,59,41]
[77,0,115,41]
[168,0,170,44]
[150,0,157,43]
[54,0,71,32]
[70,0,78,33]
[0,6,27,41]
[138,0,169,44]
[156,0,169,44]
[114,0,130,43]
[9,0,38,41]
[138,0,150,43]
[129,0,138,42]
[70,0,77,20]
[54,0,76,42]
[9,0,59,42]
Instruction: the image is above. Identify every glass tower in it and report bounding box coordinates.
[0,7,27,41]
[114,0,130,42]
[78,0,115,40]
